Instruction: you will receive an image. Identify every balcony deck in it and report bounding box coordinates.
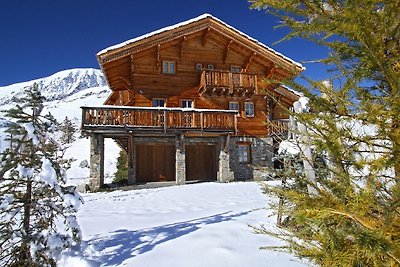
[81,106,238,135]
[198,70,258,97]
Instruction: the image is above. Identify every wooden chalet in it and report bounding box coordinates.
[82,14,303,189]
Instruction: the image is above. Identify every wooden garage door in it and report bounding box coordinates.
[136,144,175,183]
[186,144,217,181]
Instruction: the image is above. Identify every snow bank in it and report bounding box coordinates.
[74,182,307,267]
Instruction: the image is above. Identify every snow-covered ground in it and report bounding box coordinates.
[61,182,309,267]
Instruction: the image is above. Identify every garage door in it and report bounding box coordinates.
[136,144,175,183]
[186,144,217,181]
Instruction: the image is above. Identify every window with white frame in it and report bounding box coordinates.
[244,102,254,117]
[238,144,250,163]
[153,98,165,107]
[162,60,176,74]
[181,99,193,108]
[207,64,215,70]
[229,101,239,112]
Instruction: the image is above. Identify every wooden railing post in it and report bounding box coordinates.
[163,110,167,134]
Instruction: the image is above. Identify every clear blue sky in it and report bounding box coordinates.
[0,0,329,86]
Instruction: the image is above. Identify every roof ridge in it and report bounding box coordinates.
[97,13,303,69]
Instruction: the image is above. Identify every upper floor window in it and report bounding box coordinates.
[195,63,203,71]
[230,65,242,73]
[238,144,251,163]
[181,99,193,108]
[207,64,215,70]
[153,98,165,107]
[162,60,176,74]
[244,102,254,117]
[229,101,239,112]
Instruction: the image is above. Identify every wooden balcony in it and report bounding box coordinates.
[198,70,258,97]
[267,119,290,136]
[81,106,238,134]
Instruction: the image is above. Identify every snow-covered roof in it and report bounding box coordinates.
[97,13,303,70]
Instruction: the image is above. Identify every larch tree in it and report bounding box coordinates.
[0,83,82,267]
[249,0,400,266]
[58,116,77,146]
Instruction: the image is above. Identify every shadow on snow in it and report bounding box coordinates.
[85,210,253,266]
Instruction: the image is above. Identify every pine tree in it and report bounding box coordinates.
[249,0,400,265]
[113,149,128,185]
[0,83,82,267]
[58,116,77,146]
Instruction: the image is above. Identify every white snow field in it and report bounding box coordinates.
[60,182,309,267]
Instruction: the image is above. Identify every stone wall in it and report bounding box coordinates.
[228,136,274,180]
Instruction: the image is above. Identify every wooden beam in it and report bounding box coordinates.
[266,65,276,79]
[156,44,161,70]
[243,52,256,72]
[202,27,211,47]
[179,36,187,61]
[224,40,233,64]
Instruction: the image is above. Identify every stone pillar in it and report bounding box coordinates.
[127,135,136,185]
[217,136,234,183]
[89,133,104,190]
[175,135,186,185]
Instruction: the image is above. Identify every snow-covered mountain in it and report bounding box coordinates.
[0,68,119,186]
[0,68,107,105]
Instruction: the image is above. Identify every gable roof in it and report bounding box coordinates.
[97,14,303,72]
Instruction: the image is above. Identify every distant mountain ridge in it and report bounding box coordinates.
[0,68,118,186]
[0,68,107,105]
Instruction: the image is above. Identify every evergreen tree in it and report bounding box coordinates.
[0,83,82,267]
[249,0,400,265]
[58,116,77,146]
[113,149,128,185]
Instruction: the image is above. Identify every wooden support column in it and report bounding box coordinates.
[224,40,233,64]
[217,135,234,182]
[127,135,136,185]
[89,133,104,190]
[175,135,186,185]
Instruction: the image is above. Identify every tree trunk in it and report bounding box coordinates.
[20,179,32,263]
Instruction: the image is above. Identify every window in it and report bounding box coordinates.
[244,102,254,117]
[162,60,176,74]
[207,64,215,70]
[229,101,239,112]
[238,144,250,163]
[230,65,242,73]
[181,99,193,108]
[195,63,203,71]
[153,98,165,107]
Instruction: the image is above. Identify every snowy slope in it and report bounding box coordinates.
[0,69,119,186]
[61,182,309,267]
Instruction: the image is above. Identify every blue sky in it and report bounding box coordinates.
[0,0,330,86]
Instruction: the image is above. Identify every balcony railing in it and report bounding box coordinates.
[198,70,258,96]
[267,119,290,136]
[81,106,238,134]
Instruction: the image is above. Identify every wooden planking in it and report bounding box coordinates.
[101,22,299,137]
[185,144,217,181]
[136,144,175,182]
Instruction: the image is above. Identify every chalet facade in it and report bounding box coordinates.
[82,14,303,189]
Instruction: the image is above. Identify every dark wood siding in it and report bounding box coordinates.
[136,144,175,182]
[185,144,217,181]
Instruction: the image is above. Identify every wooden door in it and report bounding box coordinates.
[136,144,175,183]
[185,144,217,181]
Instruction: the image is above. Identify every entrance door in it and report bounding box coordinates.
[136,144,175,183]
[185,144,217,181]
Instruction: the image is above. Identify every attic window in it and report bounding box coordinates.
[230,65,242,73]
[195,63,203,71]
[162,60,176,74]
